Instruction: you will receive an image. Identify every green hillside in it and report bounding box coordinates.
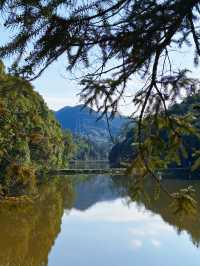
[55,105,128,144]
[0,62,72,196]
[109,94,200,171]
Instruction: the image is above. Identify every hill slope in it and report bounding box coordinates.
[109,93,200,169]
[55,105,128,143]
[0,61,71,196]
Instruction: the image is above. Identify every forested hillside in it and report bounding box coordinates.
[109,94,200,170]
[73,136,109,160]
[55,105,127,144]
[0,62,73,196]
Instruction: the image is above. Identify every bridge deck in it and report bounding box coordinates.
[50,168,125,175]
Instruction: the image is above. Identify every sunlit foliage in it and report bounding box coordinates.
[1,1,200,173]
[1,0,200,210]
[0,61,73,196]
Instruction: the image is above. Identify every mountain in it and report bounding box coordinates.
[55,105,128,143]
[74,175,120,211]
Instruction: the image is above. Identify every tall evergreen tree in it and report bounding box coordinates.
[1,0,200,207]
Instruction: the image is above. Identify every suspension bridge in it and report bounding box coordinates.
[50,160,125,175]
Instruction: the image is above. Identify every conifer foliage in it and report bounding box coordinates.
[0,0,200,131]
[1,0,200,205]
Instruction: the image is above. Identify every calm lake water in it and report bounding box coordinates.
[0,175,200,266]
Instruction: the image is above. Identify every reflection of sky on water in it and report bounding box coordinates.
[48,198,200,266]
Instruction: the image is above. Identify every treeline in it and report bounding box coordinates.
[0,60,111,197]
[73,135,109,160]
[109,93,200,171]
[0,62,74,196]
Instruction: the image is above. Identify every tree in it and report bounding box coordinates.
[110,93,200,169]
[63,130,76,161]
[0,61,70,196]
[1,0,200,207]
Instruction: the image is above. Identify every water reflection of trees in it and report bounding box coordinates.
[0,178,74,266]
[112,176,200,248]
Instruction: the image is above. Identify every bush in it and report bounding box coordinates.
[4,163,37,196]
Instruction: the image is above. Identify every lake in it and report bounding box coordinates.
[0,175,200,266]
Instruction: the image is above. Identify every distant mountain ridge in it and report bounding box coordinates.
[55,105,128,143]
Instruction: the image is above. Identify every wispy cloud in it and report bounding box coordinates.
[130,239,143,249]
[151,239,161,248]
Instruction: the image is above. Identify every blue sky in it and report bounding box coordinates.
[0,20,199,115]
[1,22,83,111]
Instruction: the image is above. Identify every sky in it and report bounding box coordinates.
[0,18,199,115]
[1,22,82,110]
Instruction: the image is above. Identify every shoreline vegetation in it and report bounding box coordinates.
[1,56,200,204]
[0,0,200,218]
[109,93,200,174]
[0,60,117,202]
[0,62,75,199]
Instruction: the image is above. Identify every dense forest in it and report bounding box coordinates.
[0,62,74,196]
[1,0,200,205]
[73,136,109,160]
[109,94,200,172]
[55,105,129,160]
